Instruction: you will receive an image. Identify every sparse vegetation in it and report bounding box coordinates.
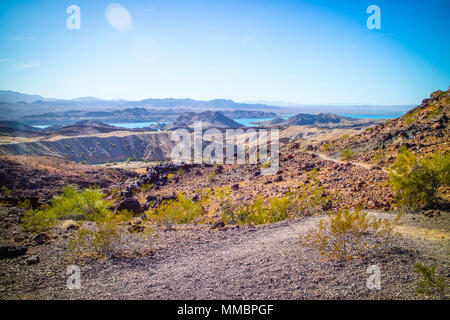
[301,207,400,260]
[67,212,120,260]
[48,185,111,221]
[220,172,329,225]
[21,186,111,233]
[110,186,121,200]
[293,170,330,215]
[206,171,217,184]
[22,205,58,233]
[136,183,153,193]
[20,185,153,259]
[167,173,175,180]
[320,142,331,152]
[147,193,204,227]
[340,147,354,161]
[414,262,447,299]
[125,157,136,164]
[1,186,11,195]
[221,196,294,225]
[371,148,386,164]
[388,148,450,211]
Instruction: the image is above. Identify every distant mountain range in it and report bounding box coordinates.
[0,90,281,119]
[0,90,414,127]
[0,90,44,104]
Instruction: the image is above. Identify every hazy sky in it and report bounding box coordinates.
[0,0,449,105]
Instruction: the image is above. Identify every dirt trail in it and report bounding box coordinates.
[307,151,374,170]
[1,210,447,300]
[76,216,324,299]
[58,212,448,299]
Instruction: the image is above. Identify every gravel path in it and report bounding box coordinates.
[307,151,375,170]
[2,209,447,300]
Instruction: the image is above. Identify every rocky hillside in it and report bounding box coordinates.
[45,120,154,136]
[0,90,44,104]
[0,132,175,164]
[261,112,382,129]
[0,121,45,137]
[0,155,138,206]
[318,89,449,165]
[164,111,242,129]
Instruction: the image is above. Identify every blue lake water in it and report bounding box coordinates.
[32,113,403,129]
[234,115,293,127]
[234,113,402,127]
[234,118,274,126]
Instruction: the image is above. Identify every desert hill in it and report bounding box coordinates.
[46,120,143,137]
[0,155,137,206]
[0,132,175,164]
[279,113,352,126]
[264,112,382,129]
[164,111,242,129]
[0,121,45,137]
[0,90,44,104]
[318,88,449,165]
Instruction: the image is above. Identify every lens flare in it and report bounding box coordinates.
[105,3,132,32]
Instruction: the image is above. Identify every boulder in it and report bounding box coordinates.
[116,197,143,214]
[211,221,225,230]
[26,255,40,265]
[31,233,50,245]
[0,245,27,259]
[274,175,283,182]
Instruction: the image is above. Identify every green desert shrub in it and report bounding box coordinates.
[22,205,58,233]
[1,186,11,195]
[48,185,112,221]
[148,193,204,227]
[293,170,330,215]
[300,207,400,260]
[388,148,449,211]
[340,147,354,161]
[222,196,295,225]
[67,209,154,260]
[371,148,386,164]
[21,186,112,232]
[414,262,447,299]
[67,212,121,260]
[320,142,331,152]
[221,171,329,225]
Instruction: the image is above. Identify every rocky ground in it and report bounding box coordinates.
[0,155,138,206]
[113,143,392,217]
[0,104,448,299]
[320,89,449,165]
[0,204,448,300]
[0,151,448,300]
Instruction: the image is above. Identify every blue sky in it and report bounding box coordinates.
[0,0,449,105]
